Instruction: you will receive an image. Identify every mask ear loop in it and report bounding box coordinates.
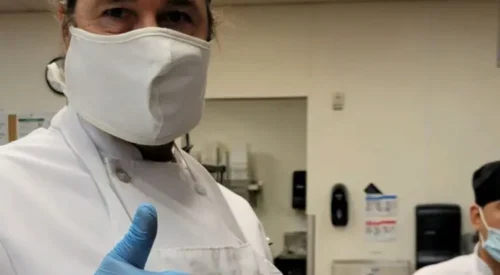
[47,63,65,84]
[478,205,489,244]
[206,0,213,41]
[47,61,67,94]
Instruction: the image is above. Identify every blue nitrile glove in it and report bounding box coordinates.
[95,204,187,275]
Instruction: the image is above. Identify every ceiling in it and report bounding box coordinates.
[0,0,421,12]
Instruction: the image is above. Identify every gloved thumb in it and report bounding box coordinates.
[107,203,158,270]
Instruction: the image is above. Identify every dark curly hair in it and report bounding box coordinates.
[62,0,215,41]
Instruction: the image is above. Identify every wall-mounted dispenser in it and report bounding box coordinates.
[331,183,348,227]
[292,171,306,210]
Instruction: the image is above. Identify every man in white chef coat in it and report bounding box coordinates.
[0,0,282,274]
[415,161,500,275]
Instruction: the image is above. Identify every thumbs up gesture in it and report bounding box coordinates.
[95,204,187,275]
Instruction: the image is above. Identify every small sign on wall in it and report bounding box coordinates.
[17,114,46,140]
[0,113,55,143]
[365,219,397,242]
[364,194,398,242]
[365,194,398,217]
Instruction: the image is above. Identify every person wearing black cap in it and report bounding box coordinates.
[415,161,500,275]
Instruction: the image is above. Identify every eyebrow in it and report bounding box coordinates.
[97,0,198,10]
[99,0,195,6]
[167,0,195,6]
[100,0,137,4]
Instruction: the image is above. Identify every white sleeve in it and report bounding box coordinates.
[257,222,273,262]
[0,240,16,275]
[217,184,275,261]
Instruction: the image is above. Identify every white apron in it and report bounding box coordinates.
[58,107,281,275]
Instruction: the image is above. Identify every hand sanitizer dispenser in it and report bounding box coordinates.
[331,183,348,227]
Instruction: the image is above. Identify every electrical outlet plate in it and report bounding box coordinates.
[333,92,345,111]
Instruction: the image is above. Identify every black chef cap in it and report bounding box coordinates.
[473,161,500,207]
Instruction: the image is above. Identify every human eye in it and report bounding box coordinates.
[100,8,136,33]
[158,10,195,32]
[103,8,132,19]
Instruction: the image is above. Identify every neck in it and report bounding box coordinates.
[480,246,500,274]
[135,142,175,162]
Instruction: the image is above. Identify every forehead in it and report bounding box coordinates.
[81,0,206,8]
[484,201,500,212]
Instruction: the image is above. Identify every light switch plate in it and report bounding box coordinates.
[333,92,345,111]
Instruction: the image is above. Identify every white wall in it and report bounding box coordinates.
[191,98,307,256]
[2,0,500,274]
[208,6,311,98]
[0,13,65,112]
[307,0,500,274]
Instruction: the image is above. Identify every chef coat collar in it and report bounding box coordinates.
[475,244,494,275]
[71,106,144,161]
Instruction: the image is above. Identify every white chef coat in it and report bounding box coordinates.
[414,246,492,275]
[0,106,281,275]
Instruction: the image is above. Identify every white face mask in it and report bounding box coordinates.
[62,27,211,146]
